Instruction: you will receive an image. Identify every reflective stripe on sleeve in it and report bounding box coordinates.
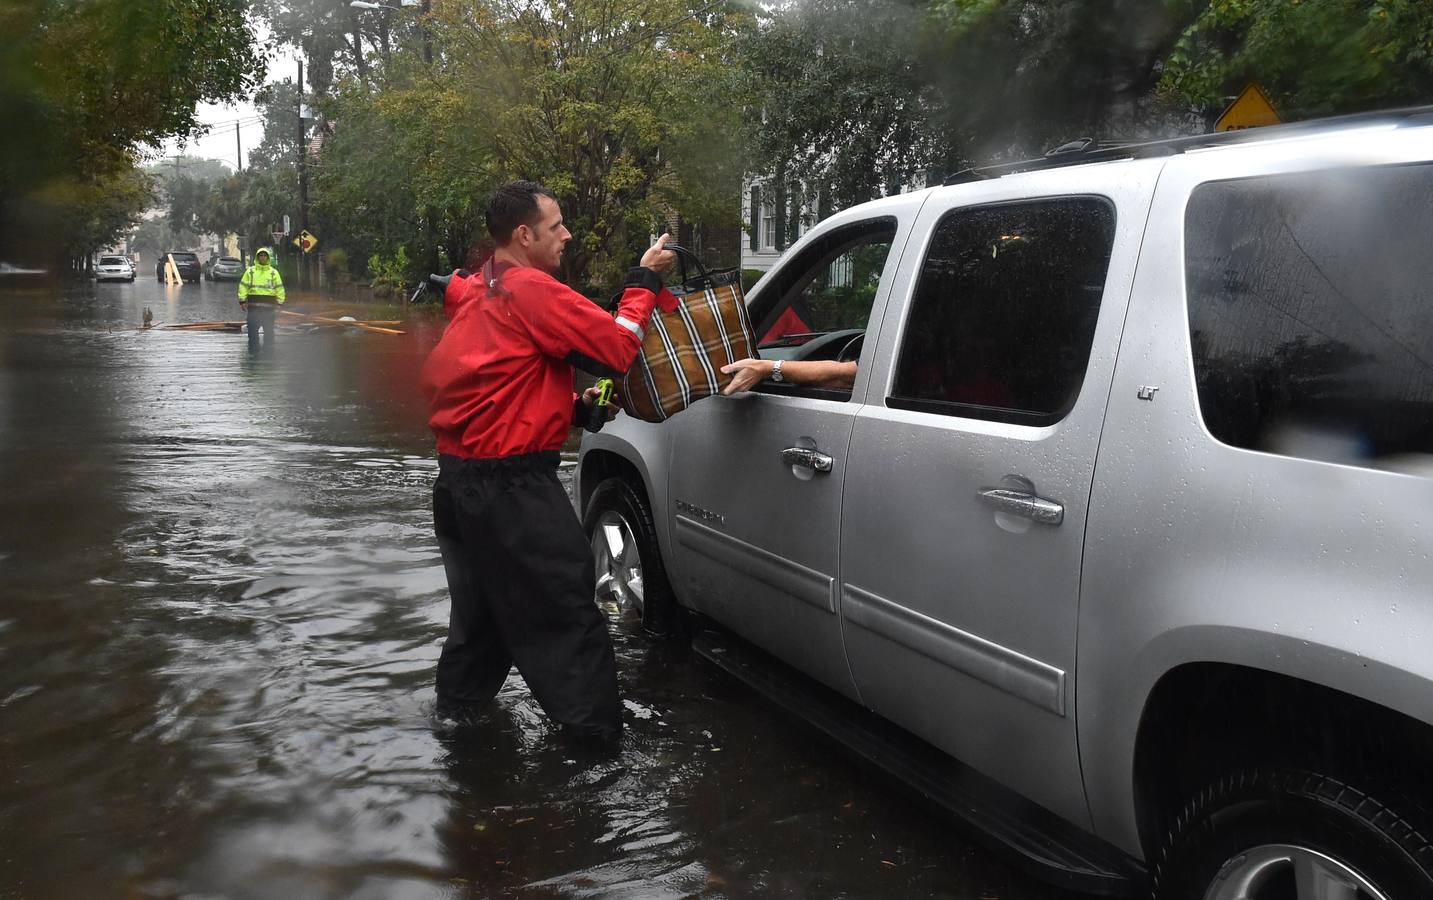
[615,315,644,339]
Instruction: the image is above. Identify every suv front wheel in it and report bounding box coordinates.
[1153,768,1433,899]
[583,477,687,638]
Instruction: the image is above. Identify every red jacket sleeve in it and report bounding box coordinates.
[508,267,678,375]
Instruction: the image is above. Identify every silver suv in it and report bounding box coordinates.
[578,109,1433,899]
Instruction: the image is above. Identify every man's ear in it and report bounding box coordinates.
[513,223,532,247]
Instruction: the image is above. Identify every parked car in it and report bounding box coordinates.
[155,250,201,283]
[94,255,134,282]
[578,108,1433,898]
[206,256,244,282]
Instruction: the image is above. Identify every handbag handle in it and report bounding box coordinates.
[662,243,712,292]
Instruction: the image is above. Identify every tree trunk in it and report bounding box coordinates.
[349,18,369,89]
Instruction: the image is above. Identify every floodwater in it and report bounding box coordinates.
[0,277,1078,899]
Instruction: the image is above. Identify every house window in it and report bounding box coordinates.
[761,196,776,251]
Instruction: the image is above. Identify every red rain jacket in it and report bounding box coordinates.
[443,269,478,321]
[422,261,677,460]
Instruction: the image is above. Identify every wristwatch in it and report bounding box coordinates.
[771,359,785,383]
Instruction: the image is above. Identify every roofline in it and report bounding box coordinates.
[943,105,1433,185]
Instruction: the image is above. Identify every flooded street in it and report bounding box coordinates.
[0,277,1078,899]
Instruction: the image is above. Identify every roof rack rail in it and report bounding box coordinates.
[942,104,1433,186]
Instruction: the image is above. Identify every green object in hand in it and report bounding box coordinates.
[594,378,613,408]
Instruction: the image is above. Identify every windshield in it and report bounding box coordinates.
[99,256,125,265]
[171,253,199,263]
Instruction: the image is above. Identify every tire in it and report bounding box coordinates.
[1152,767,1433,900]
[582,476,688,638]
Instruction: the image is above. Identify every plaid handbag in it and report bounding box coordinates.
[619,245,757,423]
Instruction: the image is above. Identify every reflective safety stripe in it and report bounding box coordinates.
[615,315,644,339]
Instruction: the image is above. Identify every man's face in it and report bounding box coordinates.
[256,252,269,266]
[520,195,571,274]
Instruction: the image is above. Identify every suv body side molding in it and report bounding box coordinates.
[843,583,1067,716]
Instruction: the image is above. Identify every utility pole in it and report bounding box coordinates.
[296,58,308,291]
[236,121,243,172]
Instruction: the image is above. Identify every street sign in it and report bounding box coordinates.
[293,230,318,254]
[282,214,291,235]
[1216,83,1281,132]
[271,231,285,245]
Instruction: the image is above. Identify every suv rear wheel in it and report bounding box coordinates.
[1152,768,1433,899]
[583,477,687,638]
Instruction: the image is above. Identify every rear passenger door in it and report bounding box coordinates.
[838,166,1162,826]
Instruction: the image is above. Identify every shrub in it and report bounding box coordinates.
[367,246,410,296]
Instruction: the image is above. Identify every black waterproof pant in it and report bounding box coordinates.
[246,301,276,351]
[433,452,621,736]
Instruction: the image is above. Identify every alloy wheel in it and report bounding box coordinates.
[591,509,644,614]
[1205,844,1390,900]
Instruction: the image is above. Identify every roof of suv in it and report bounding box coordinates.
[945,104,1433,185]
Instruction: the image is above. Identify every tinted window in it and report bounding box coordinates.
[1186,165,1433,472]
[99,256,124,265]
[890,197,1116,425]
[172,253,199,263]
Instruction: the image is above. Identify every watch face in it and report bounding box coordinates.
[771,362,783,382]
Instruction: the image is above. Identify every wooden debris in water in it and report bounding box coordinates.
[278,309,405,335]
[160,321,246,332]
[154,313,405,336]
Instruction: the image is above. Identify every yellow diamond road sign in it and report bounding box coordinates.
[1216,83,1281,132]
[293,230,318,254]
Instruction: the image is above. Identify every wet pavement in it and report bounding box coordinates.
[0,276,1082,899]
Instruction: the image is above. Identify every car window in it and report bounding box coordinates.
[751,218,896,351]
[173,253,199,263]
[889,197,1116,425]
[99,256,124,265]
[1185,163,1433,473]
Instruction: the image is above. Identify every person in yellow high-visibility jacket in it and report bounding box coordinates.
[237,247,286,351]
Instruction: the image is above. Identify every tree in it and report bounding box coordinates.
[306,0,751,292]
[256,0,376,94]
[741,0,937,209]
[141,157,235,239]
[1159,0,1433,121]
[741,0,1195,211]
[0,0,264,267]
[428,0,753,288]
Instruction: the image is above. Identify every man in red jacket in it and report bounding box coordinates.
[421,181,677,740]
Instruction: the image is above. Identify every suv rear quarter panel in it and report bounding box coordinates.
[1079,125,1433,857]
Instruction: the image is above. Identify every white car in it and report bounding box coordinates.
[95,255,135,282]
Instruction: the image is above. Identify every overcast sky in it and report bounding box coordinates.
[151,21,301,172]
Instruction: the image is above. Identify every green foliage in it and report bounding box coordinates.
[323,247,349,280]
[742,0,938,209]
[1159,0,1433,119]
[39,166,156,264]
[742,0,1195,205]
[0,0,264,265]
[307,0,751,293]
[367,245,410,295]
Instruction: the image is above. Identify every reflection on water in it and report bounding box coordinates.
[0,279,1070,898]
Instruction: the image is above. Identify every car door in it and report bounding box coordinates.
[665,199,922,697]
[837,165,1162,826]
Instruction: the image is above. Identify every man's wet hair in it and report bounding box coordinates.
[486,181,556,245]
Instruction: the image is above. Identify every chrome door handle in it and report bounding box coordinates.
[782,447,833,473]
[976,487,1064,525]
